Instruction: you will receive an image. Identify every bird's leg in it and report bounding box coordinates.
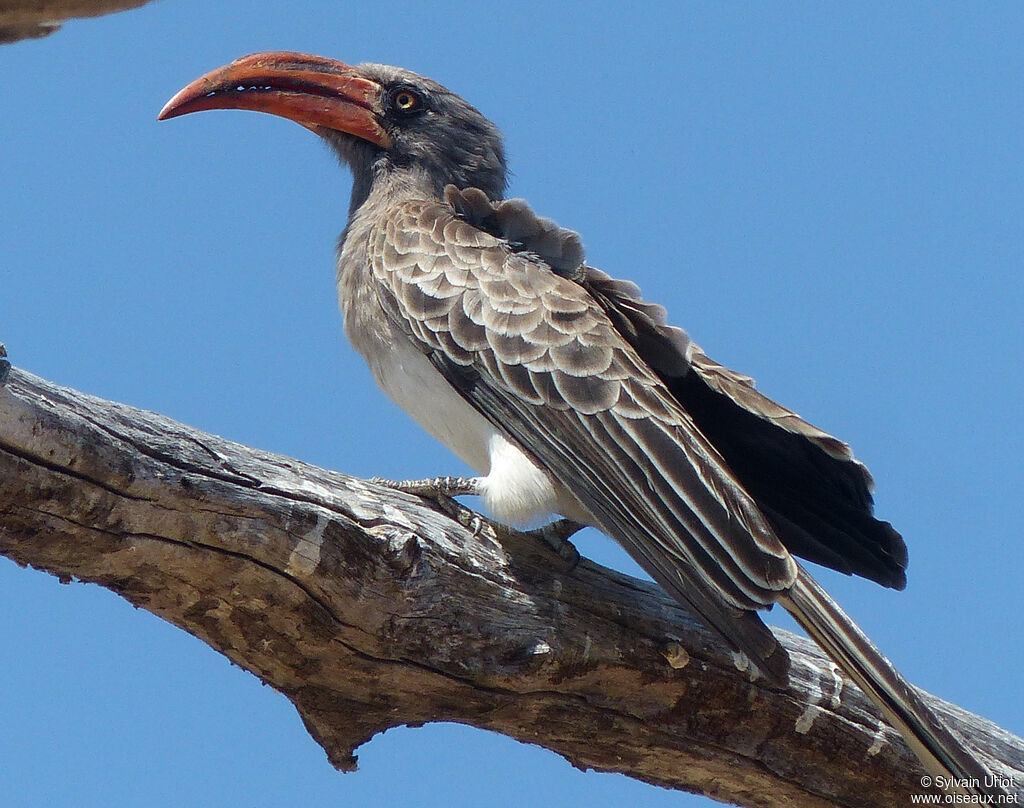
[370,475,581,571]
[374,475,482,498]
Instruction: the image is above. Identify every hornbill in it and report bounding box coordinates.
[159,52,998,796]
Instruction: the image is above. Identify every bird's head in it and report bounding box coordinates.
[159,52,508,209]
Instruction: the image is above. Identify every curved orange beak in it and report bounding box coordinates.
[158,51,391,148]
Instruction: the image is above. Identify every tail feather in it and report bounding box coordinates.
[781,566,1001,798]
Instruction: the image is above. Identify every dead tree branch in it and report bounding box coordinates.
[1,366,1021,807]
[0,1,154,44]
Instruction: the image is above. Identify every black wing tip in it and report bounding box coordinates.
[844,519,908,590]
[867,520,907,590]
[878,568,908,591]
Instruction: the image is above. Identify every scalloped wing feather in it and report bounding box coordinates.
[443,186,907,590]
[368,197,799,682]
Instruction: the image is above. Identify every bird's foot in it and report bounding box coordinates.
[521,519,583,571]
[371,475,486,535]
[370,476,581,572]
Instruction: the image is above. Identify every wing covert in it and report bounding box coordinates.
[367,198,800,681]
[444,186,908,590]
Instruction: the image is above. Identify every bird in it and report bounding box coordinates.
[159,51,999,796]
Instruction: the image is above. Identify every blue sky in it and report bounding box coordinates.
[2,3,1022,806]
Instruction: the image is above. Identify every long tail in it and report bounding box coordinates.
[780,565,1001,798]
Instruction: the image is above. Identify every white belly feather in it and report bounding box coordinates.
[371,335,582,525]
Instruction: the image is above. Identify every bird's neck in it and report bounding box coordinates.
[347,163,441,218]
[340,167,431,250]
[348,156,506,221]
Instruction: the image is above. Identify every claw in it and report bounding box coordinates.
[371,474,486,535]
[370,475,582,573]
[527,519,583,572]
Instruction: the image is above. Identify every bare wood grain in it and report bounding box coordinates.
[1,366,1021,807]
[0,0,153,44]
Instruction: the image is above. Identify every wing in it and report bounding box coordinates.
[446,186,908,590]
[672,345,907,589]
[369,198,797,683]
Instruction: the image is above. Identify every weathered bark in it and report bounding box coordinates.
[0,0,154,44]
[1,366,1021,807]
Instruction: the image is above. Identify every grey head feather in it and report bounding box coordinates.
[325,66,508,212]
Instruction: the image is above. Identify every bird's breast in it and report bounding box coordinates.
[364,328,583,525]
[371,328,494,473]
[335,211,589,526]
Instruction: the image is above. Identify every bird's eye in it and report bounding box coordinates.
[392,88,423,114]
